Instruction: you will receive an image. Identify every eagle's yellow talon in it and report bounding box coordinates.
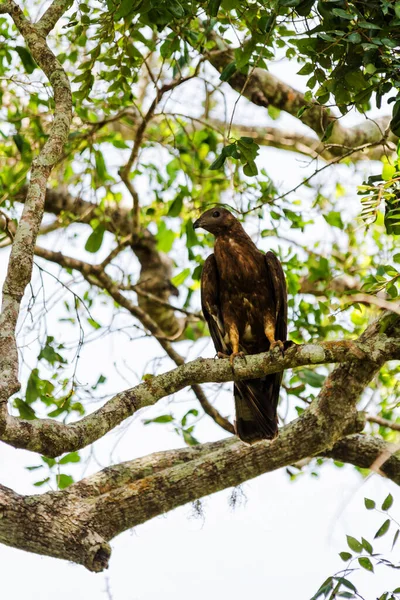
[270,340,285,355]
[229,351,245,366]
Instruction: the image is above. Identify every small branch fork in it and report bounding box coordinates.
[118,60,204,236]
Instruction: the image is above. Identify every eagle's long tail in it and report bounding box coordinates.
[234,373,281,444]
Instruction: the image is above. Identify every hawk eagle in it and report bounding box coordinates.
[194,207,287,444]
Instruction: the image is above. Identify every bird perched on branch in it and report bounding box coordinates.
[193,207,287,444]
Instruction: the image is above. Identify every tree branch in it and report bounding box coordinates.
[0,3,72,413]
[11,186,191,339]
[0,311,399,456]
[200,34,397,154]
[2,426,400,573]
[35,0,71,35]
[324,433,400,483]
[366,415,400,432]
[219,120,396,162]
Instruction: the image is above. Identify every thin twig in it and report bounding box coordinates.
[367,415,400,432]
[344,293,400,317]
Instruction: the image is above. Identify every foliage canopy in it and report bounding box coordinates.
[0,0,400,592]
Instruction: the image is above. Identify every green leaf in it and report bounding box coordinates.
[156,221,175,253]
[336,578,357,592]
[208,0,222,16]
[15,46,37,73]
[94,151,108,183]
[26,369,40,404]
[115,0,134,19]
[143,414,174,424]
[348,32,361,43]
[171,268,190,287]
[358,557,374,572]
[210,152,227,170]
[142,373,154,381]
[335,577,357,592]
[220,61,237,81]
[168,196,183,217]
[181,408,199,427]
[323,211,343,229]
[392,529,399,550]
[56,474,74,489]
[296,0,315,16]
[358,21,381,29]
[383,163,396,181]
[382,493,393,511]
[361,537,373,554]
[34,477,50,487]
[38,337,66,366]
[332,8,354,19]
[13,133,25,154]
[299,369,325,388]
[14,398,37,420]
[185,220,198,248]
[88,318,101,329]
[182,429,200,446]
[243,160,258,177]
[339,552,352,561]
[279,0,300,6]
[297,63,314,76]
[364,497,376,509]
[59,452,81,465]
[321,121,334,142]
[346,535,363,552]
[374,518,390,538]
[85,225,105,253]
[311,577,333,600]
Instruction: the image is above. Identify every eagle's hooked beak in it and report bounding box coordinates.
[193,218,202,230]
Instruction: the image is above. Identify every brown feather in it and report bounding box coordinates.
[196,208,287,444]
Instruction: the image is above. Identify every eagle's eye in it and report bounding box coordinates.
[212,210,220,218]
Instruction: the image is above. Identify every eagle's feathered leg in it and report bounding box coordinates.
[264,316,284,354]
[227,322,245,366]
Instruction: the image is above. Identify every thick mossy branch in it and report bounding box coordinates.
[1,428,399,573]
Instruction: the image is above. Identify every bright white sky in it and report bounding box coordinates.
[0,34,399,600]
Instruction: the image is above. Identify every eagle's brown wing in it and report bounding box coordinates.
[200,254,227,356]
[234,250,287,444]
[264,250,287,343]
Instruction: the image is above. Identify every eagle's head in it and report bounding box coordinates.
[193,207,238,235]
